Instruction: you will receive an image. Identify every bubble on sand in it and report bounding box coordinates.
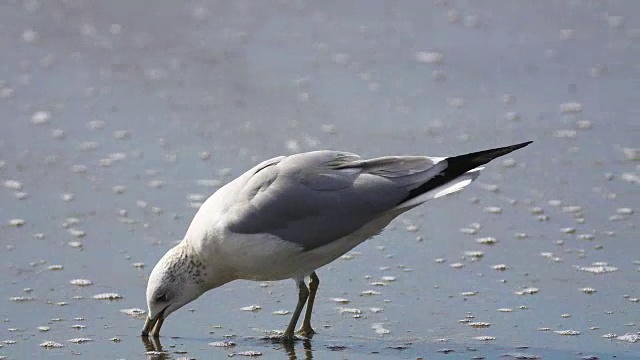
[31,110,51,125]
[502,158,517,168]
[78,141,98,151]
[415,51,444,64]
[553,130,577,139]
[113,130,130,140]
[112,185,127,194]
[560,102,582,113]
[576,120,592,129]
[554,330,580,336]
[616,207,633,215]
[576,263,618,274]
[559,29,576,40]
[484,206,502,214]
[87,120,105,130]
[68,228,86,238]
[148,180,165,189]
[623,148,639,161]
[474,335,495,341]
[68,338,92,344]
[372,323,391,334]
[514,287,539,296]
[616,333,639,343]
[331,298,350,304]
[209,341,236,347]
[339,307,361,315]
[120,308,146,317]
[562,206,583,214]
[503,111,520,122]
[8,219,25,227]
[476,237,497,245]
[501,352,541,359]
[228,350,262,357]
[71,165,88,173]
[9,296,34,302]
[40,341,64,348]
[240,305,261,312]
[360,290,381,296]
[469,322,491,328]
[464,251,484,259]
[92,293,122,300]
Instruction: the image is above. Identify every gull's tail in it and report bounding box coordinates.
[397,141,533,208]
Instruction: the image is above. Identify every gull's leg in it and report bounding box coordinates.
[283,278,309,341]
[297,272,319,337]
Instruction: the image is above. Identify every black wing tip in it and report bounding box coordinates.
[508,141,533,150]
[467,140,533,165]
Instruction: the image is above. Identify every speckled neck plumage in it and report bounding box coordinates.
[166,242,208,287]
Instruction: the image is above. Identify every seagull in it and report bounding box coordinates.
[142,141,532,340]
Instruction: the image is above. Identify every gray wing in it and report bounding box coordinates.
[224,150,446,251]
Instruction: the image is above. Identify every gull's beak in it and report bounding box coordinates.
[141,308,166,337]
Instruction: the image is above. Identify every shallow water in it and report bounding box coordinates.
[1,0,638,359]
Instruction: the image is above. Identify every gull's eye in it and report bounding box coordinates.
[154,294,167,303]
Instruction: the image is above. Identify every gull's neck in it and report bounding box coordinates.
[175,240,233,291]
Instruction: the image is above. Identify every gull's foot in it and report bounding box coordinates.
[260,331,306,343]
[296,326,316,338]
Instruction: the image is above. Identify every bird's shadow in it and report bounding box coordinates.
[141,335,314,360]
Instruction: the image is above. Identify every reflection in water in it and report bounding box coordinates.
[141,335,314,360]
[280,338,313,360]
[141,336,169,360]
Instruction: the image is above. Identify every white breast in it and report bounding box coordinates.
[214,212,398,281]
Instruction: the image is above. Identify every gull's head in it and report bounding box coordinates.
[141,242,207,337]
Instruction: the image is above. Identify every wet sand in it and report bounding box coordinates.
[0,1,638,359]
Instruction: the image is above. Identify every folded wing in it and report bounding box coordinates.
[225,142,531,251]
